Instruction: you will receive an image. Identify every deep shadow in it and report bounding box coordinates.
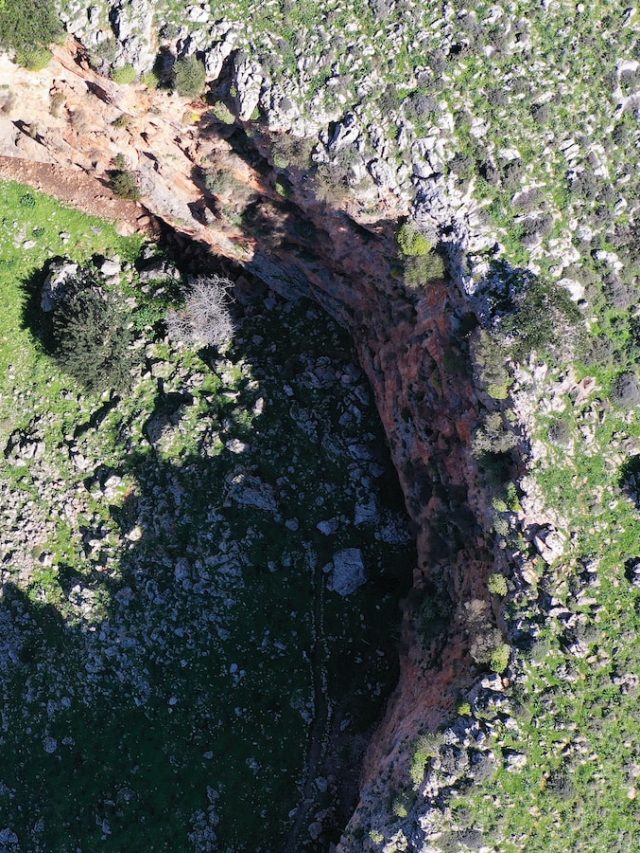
[4,281,415,851]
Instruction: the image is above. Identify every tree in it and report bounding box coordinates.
[166,276,234,349]
[52,280,136,394]
[173,55,206,99]
[0,0,62,54]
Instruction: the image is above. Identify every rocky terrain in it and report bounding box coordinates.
[0,1,639,851]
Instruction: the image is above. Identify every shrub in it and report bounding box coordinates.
[49,90,65,116]
[111,64,137,85]
[272,133,313,169]
[472,411,518,457]
[501,275,582,361]
[416,591,451,644]
[52,279,136,394]
[489,642,511,673]
[392,790,415,818]
[173,55,206,98]
[472,329,511,399]
[312,161,350,205]
[457,701,472,716]
[112,114,131,129]
[403,251,447,287]
[16,47,52,71]
[141,70,160,89]
[209,101,236,124]
[110,169,141,201]
[487,573,508,597]
[410,732,443,787]
[397,222,432,256]
[0,0,62,53]
[166,275,234,349]
[469,623,510,672]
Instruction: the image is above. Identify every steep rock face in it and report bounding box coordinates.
[0,44,503,847]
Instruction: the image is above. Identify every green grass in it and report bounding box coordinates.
[454,364,640,850]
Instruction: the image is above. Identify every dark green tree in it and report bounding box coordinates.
[0,0,62,52]
[173,55,206,98]
[52,283,136,394]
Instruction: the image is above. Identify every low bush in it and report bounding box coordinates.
[403,251,447,287]
[472,329,511,399]
[501,275,582,361]
[16,47,52,71]
[312,161,350,205]
[141,70,160,90]
[410,732,443,787]
[392,790,415,818]
[111,64,137,85]
[110,169,141,201]
[469,625,510,672]
[489,642,510,673]
[112,114,131,129]
[612,371,640,409]
[173,55,206,98]
[397,222,432,257]
[49,91,65,116]
[487,573,508,597]
[472,411,518,457]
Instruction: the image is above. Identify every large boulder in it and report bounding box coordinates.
[325,548,367,596]
[41,259,80,312]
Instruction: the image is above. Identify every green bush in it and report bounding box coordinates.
[472,329,512,400]
[489,642,511,673]
[16,47,52,71]
[501,275,582,361]
[141,70,160,90]
[173,55,206,98]
[487,573,508,597]
[52,281,136,394]
[403,251,447,287]
[111,64,137,85]
[470,624,510,673]
[0,0,62,52]
[110,169,141,201]
[392,790,415,818]
[112,114,132,129]
[410,732,443,787]
[397,222,432,256]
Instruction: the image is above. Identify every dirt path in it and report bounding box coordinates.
[0,155,155,234]
[284,551,332,852]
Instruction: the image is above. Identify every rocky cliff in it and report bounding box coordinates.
[0,41,555,850]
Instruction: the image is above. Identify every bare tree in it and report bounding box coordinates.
[166,275,234,348]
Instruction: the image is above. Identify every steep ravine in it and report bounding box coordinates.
[0,45,510,848]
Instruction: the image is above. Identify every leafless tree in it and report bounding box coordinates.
[166,275,234,348]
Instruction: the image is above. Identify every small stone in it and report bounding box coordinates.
[100,258,121,277]
[43,736,57,754]
[308,821,322,841]
[226,438,248,454]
